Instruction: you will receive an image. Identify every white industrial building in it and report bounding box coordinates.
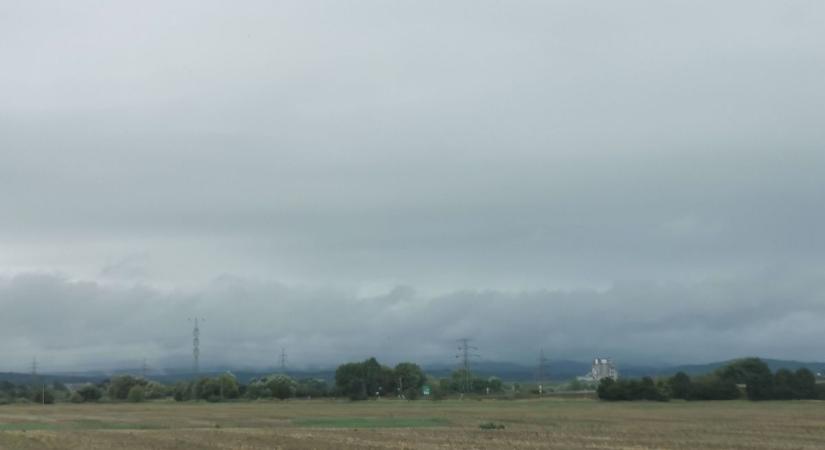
[590,358,618,381]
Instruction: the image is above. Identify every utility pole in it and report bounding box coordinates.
[31,358,44,405]
[455,338,479,396]
[279,348,287,373]
[537,349,550,397]
[141,358,149,379]
[188,318,203,374]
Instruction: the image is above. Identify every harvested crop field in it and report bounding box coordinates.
[1,399,824,449]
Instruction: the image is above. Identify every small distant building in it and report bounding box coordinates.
[590,358,618,381]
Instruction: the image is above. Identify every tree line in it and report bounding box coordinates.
[1,357,510,404]
[597,358,824,401]
[3,356,822,405]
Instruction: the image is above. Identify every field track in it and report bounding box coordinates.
[1,398,824,449]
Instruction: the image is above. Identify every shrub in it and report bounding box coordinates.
[295,378,328,398]
[173,382,192,401]
[244,382,272,400]
[108,376,147,401]
[716,358,773,401]
[76,385,102,402]
[597,377,668,401]
[144,382,169,400]
[31,388,55,404]
[127,386,145,403]
[266,375,297,400]
[668,372,691,399]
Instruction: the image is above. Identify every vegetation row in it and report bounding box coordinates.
[597,358,823,401]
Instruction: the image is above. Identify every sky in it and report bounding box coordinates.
[1,0,824,372]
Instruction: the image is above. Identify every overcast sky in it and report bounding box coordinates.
[1,1,824,372]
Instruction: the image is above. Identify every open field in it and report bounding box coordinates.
[1,399,824,449]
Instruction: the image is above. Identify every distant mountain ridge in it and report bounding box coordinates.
[2,358,823,384]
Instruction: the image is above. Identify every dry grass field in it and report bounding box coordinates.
[1,398,824,449]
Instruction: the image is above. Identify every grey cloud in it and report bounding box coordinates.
[2,268,824,371]
[1,1,824,366]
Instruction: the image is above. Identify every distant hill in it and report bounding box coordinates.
[423,360,592,381]
[2,358,823,385]
[0,372,102,385]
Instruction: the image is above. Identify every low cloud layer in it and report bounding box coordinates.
[2,267,824,372]
[1,1,824,370]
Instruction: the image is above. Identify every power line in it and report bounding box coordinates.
[31,357,45,405]
[188,317,204,374]
[537,349,550,396]
[279,348,287,373]
[455,338,480,395]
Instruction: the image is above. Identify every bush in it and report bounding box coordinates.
[70,392,85,403]
[335,358,396,400]
[687,375,740,400]
[31,388,55,404]
[295,378,328,398]
[143,382,169,400]
[347,379,367,401]
[108,376,147,401]
[815,383,825,400]
[403,387,421,400]
[194,378,221,400]
[668,372,691,399]
[716,358,773,401]
[597,377,668,401]
[76,385,102,402]
[127,386,145,403]
[266,375,297,400]
[217,373,240,399]
[173,382,192,401]
[772,368,816,400]
[244,382,272,400]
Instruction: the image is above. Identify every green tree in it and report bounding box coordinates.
[717,358,773,400]
[173,381,192,401]
[450,369,471,393]
[32,388,55,404]
[266,374,297,400]
[688,374,740,400]
[597,377,625,400]
[335,358,396,400]
[597,377,667,401]
[295,378,328,398]
[244,381,272,400]
[487,377,504,393]
[194,377,222,402]
[107,375,146,400]
[567,378,585,391]
[791,368,816,399]
[668,372,691,399]
[143,382,169,400]
[394,363,426,395]
[773,369,795,400]
[217,373,240,399]
[127,385,145,403]
[76,385,102,402]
